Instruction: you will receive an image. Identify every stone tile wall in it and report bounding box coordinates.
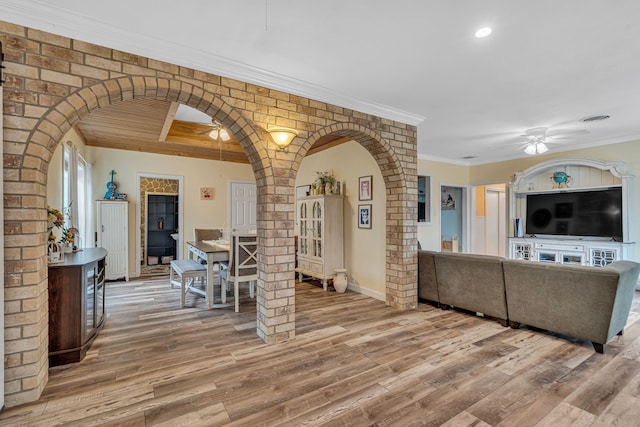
[0,20,417,406]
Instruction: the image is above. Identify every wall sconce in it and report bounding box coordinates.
[268,126,298,149]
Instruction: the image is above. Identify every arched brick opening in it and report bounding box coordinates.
[301,123,418,309]
[1,22,417,406]
[10,76,275,405]
[34,76,266,172]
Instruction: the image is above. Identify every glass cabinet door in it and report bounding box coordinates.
[299,202,308,256]
[312,201,322,258]
[85,264,95,336]
[95,262,105,326]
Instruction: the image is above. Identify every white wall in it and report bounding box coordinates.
[85,146,255,277]
[296,141,387,299]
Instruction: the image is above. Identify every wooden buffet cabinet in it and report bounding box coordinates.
[48,247,108,366]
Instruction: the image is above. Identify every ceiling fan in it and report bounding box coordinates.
[197,119,231,141]
[520,126,588,155]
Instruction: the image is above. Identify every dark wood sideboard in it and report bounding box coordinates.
[48,247,108,367]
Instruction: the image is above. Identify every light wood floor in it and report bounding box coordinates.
[1,276,640,426]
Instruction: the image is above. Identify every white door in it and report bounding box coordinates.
[485,189,507,257]
[229,181,257,234]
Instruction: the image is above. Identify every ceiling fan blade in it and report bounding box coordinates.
[546,129,590,137]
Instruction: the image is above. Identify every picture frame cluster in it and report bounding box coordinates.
[358,175,373,229]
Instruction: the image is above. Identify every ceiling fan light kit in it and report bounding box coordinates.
[208,128,230,141]
[524,141,549,155]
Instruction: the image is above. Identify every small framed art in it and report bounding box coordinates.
[359,175,372,201]
[200,187,215,200]
[358,204,372,229]
[441,187,456,210]
[296,185,310,199]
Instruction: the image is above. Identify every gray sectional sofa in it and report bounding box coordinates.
[418,250,640,353]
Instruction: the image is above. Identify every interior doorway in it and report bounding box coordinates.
[135,173,184,277]
[146,193,179,270]
[440,185,467,252]
[471,183,507,256]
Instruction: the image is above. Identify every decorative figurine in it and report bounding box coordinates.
[551,171,571,189]
[104,169,120,199]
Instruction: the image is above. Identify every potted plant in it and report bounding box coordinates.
[313,170,337,195]
[60,227,79,252]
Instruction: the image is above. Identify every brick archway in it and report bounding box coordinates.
[1,22,417,406]
[302,122,418,309]
[32,76,266,171]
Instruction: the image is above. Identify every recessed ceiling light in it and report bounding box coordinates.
[475,27,492,38]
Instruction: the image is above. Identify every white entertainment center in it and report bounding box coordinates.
[509,158,635,267]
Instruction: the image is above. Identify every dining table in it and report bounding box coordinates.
[186,240,230,307]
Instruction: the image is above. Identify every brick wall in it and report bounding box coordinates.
[0,20,418,406]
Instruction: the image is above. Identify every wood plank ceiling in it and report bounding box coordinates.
[76,99,350,163]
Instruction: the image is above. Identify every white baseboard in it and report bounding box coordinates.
[346,282,386,301]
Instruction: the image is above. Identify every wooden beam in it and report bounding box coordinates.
[159,102,180,142]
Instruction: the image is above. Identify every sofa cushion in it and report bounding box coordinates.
[434,252,508,320]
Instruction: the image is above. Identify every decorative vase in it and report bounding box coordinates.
[48,242,63,263]
[333,269,348,293]
[325,183,333,195]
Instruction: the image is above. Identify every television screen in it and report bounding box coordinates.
[525,188,623,239]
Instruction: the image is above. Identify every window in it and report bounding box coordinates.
[418,175,431,223]
[63,143,93,248]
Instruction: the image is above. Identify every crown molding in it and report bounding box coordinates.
[0,2,425,126]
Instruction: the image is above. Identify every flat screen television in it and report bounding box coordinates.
[525,187,623,240]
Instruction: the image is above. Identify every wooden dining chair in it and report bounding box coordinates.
[194,228,223,241]
[193,228,224,287]
[219,234,258,313]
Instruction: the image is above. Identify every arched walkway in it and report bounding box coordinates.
[1,23,417,406]
[302,123,418,307]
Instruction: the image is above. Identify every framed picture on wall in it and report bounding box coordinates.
[200,187,215,200]
[441,187,456,210]
[296,185,310,199]
[358,204,372,229]
[359,175,372,201]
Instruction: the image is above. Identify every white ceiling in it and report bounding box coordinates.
[3,1,640,165]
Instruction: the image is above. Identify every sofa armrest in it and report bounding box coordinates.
[604,261,640,339]
[418,250,439,303]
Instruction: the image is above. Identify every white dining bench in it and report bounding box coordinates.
[170,259,208,307]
